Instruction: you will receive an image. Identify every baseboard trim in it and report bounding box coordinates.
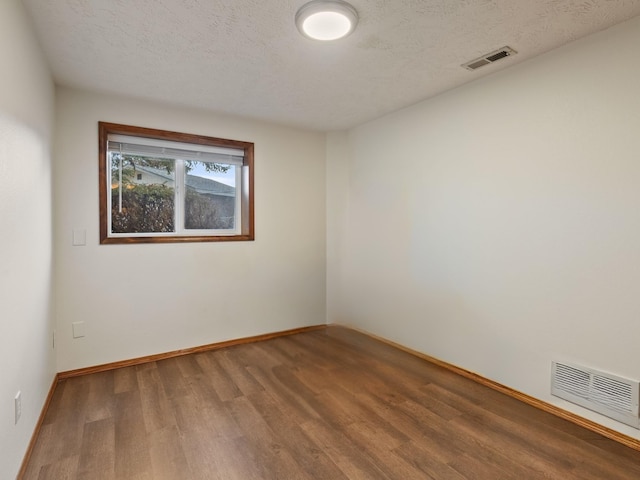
[17,375,59,480]
[58,324,327,379]
[344,324,640,453]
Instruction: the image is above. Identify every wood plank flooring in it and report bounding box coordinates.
[21,326,640,479]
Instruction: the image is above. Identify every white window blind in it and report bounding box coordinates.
[107,134,245,165]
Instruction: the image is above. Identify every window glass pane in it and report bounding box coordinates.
[110,153,175,233]
[184,161,236,230]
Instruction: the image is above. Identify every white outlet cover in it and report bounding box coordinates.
[14,391,21,424]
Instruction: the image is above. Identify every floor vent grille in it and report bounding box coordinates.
[462,46,517,71]
[551,361,639,429]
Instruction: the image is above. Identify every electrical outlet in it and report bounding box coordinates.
[14,391,21,424]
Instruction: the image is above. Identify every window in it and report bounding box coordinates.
[99,122,254,244]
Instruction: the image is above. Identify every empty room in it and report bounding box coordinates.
[3,0,640,478]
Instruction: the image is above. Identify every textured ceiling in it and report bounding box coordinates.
[22,0,640,131]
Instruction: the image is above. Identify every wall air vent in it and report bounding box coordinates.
[462,46,517,71]
[551,361,640,429]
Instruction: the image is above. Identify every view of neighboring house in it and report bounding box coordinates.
[133,164,236,199]
[137,165,236,223]
[117,164,237,230]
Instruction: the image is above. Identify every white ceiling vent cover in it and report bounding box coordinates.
[551,361,639,429]
[462,46,517,71]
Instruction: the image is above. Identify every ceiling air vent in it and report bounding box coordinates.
[462,46,517,71]
[551,361,640,429]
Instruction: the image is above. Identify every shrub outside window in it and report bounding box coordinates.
[99,122,254,244]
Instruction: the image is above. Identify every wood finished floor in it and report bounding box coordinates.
[22,326,640,479]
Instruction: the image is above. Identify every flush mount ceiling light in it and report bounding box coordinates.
[295,0,358,41]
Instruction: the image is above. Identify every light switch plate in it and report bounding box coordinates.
[72,228,86,246]
[72,321,86,338]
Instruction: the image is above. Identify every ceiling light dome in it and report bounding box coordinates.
[295,0,358,41]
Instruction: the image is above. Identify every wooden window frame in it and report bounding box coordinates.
[99,122,254,244]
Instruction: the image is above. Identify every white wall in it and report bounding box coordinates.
[328,15,640,439]
[54,87,326,372]
[326,131,350,323]
[0,1,55,478]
